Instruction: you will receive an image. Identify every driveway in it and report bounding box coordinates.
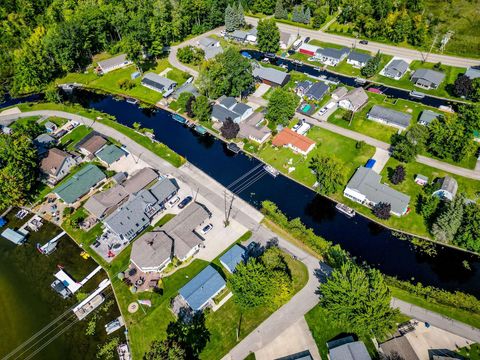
[371,148,390,173]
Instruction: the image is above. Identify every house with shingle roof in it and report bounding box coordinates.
[238,112,271,144]
[367,105,412,130]
[84,185,129,219]
[97,54,132,74]
[418,110,441,126]
[252,65,290,87]
[54,164,106,204]
[122,167,158,195]
[40,148,76,185]
[411,69,446,90]
[96,144,126,166]
[130,230,173,273]
[212,96,253,123]
[382,59,409,80]
[338,87,369,112]
[141,72,177,94]
[78,134,107,156]
[347,52,372,68]
[314,47,349,66]
[272,128,316,155]
[220,244,247,273]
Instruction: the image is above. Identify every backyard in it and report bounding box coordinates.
[59,125,93,151]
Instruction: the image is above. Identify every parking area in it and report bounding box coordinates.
[311,101,337,121]
[371,148,390,173]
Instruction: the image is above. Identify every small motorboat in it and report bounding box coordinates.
[263,165,280,177]
[126,97,139,104]
[409,90,425,99]
[335,203,356,218]
[172,114,187,124]
[227,143,241,154]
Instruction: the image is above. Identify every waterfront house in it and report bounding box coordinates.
[432,176,458,201]
[84,185,129,219]
[96,144,126,166]
[295,80,313,97]
[122,167,158,194]
[78,134,107,157]
[347,52,372,68]
[130,230,173,273]
[173,83,199,100]
[219,244,247,274]
[411,69,446,90]
[279,31,294,50]
[418,110,441,126]
[97,54,132,74]
[54,164,106,204]
[344,166,410,216]
[305,82,329,101]
[313,47,349,66]
[141,72,177,94]
[367,105,412,130]
[212,96,253,123]
[331,86,348,101]
[465,67,480,80]
[179,265,226,311]
[272,128,316,156]
[252,65,290,87]
[40,148,76,185]
[238,112,271,144]
[338,87,369,112]
[382,59,409,80]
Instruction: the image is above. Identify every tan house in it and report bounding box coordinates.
[338,87,369,112]
[40,148,76,185]
[78,135,107,157]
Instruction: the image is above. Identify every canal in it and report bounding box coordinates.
[69,90,480,296]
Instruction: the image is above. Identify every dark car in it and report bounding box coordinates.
[359,40,368,45]
[178,196,193,209]
[304,37,310,43]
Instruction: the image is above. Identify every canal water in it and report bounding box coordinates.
[69,90,480,296]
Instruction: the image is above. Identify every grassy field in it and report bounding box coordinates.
[59,125,92,151]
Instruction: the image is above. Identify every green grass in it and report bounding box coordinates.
[457,344,480,360]
[62,207,104,245]
[390,286,480,329]
[258,126,375,187]
[59,125,92,150]
[242,353,256,360]
[153,213,176,227]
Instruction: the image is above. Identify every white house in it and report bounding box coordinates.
[97,54,132,74]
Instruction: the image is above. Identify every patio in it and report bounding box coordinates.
[123,264,162,293]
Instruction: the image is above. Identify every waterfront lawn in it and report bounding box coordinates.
[258,126,375,187]
[59,124,92,151]
[62,207,104,245]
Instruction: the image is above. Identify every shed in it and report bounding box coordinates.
[415,174,429,186]
[1,228,27,245]
[418,110,441,126]
[432,176,458,201]
[219,244,247,273]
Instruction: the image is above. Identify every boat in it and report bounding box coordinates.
[409,90,425,99]
[292,59,302,65]
[126,97,138,104]
[355,77,367,84]
[263,165,280,177]
[227,143,241,154]
[335,203,356,218]
[172,113,187,124]
[194,125,207,135]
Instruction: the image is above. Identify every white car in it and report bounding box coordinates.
[167,196,180,207]
[200,223,213,235]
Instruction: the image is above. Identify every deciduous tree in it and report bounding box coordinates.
[372,202,391,219]
[257,19,280,53]
[220,117,240,139]
[265,88,299,125]
[309,156,344,195]
[192,95,212,122]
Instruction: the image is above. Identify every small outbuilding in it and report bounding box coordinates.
[418,110,441,126]
[1,228,27,245]
[415,174,429,186]
[432,176,458,201]
[219,244,247,274]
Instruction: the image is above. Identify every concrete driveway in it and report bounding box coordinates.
[108,153,149,175]
[371,148,390,173]
[252,83,271,98]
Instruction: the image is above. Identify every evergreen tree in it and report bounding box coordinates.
[292,5,303,23]
[274,0,288,19]
[304,7,311,24]
[237,2,246,28]
[225,4,236,32]
[432,195,465,243]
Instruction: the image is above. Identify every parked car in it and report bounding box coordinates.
[304,37,310,43]
[178,196,193,209]
[51,279,72,299]
[200,223,213,235]
[359,40,368,45]
[167,196,180,207]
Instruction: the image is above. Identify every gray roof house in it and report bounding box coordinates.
[329,341,371,360]
[432,176,458,201]
[465,67,480,80]
[238,112,271,144]
[411,69,446,89]
[227,30,249,42]
[34,133,56,155]
[367,105,412,130]
[173,82,199,100]
[97,54,132,74]
[338,87,369,112]
[253,65,290,87]
[204,46,223,60]
[40,148,76,185]
[130,230,173,273]
[314,47,349,66]
[141,72,177,94]
[219,244,247,273]
[44,121,57,133]
[295,80,313,96]
[347,51,372,67]
[198,37,220,49]
[418,110,441,126]
[331,86,348,100]
[380,336,420,360]
[212,96,253,123]
[84,184,129,219]
[123,167,158,194]
[95,144,126,165]
[344,166,411,216]
[305,82,329,101]
[383,59,409,79]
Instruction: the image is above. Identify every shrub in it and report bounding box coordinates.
[117,79,135,90]
[372,202,391,220]
[355,140,366,150]
[390,165,406,184]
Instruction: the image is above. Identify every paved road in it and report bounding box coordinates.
[297,113,480,180]
[391,298,480,343]
[245,16,479,68]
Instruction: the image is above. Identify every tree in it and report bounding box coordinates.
[312,7,328,29]
[454,203,480,252]
[236,2,246,28]
[309,156,344,195]
[177,92,194,112]
[11,118,43,138]
[320,261,398,338]
[471,78,480,102]
[292,5,305,23]
[391,134,418,163]
[257,19,280,53]
[185,96,195,117]
[177,46,204,65]
[417,191,440,221]
[390,165,406,185]
[220,117,240,139]
[45,84,62,103]
[274,0,288,19]
[166,313,210,359]
[405,123,429,150]
[453,75,472,98]
[304,7,311,24]
[144,340,186,360]
[432,195,464,243]
[265,88,299,126]
[192,95,212,122]
[372,202,391,220]
[361,51,382,77]
[457,104,480,134]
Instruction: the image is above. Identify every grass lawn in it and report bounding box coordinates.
[153,213,176,227]
[457,344,480,360]
[62,207,104,245]
[257,126,375,188]
[59,125,92,150]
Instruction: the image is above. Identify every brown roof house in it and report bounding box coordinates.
[84,185,129,219]
[78,135,107,157]
[40,148,76,185]
[338,87,369,112]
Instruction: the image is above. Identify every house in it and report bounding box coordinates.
[338,87,369,112]
[122,167,158,194]
[344,166,410,216]
[329,340,371,360]
[54,164,106,204]
[383,59,409,79]
[279,31,294,50]
[367,105,412,130]
[212,96,253,123]
[78,134,107,156]
[179,265,226,311]
[465,67,480,80]
[226,30,249,42]
[95,144,126,166]
[44,121,57,134]
[112,171,127,184]
[380,335,420,360]
[347,52,372,68]
[84,185,129,219]
[204,46,223,60]
[305,82,329,101]
[34,133,56,155]
[141,72,177,94]
[253,65,290,87]
[298,43,320,56]
[173,82,199,100]
[197,37,220,49]
[418,110,441,126]
[238,112,271,144]
[415,174,429,186]
[104,177,178,242]
[295,80,313,97]
[331,86,348,101]
[40,148,76,185]
[432,176,458,201]
[219,244,247,273]
[246,28,257,43]
[97,54,131,74]
[314,47,349,66]
[130,230,173,273]
[272,128,316,156]
[1,228,27,245]
[411,69,446,90]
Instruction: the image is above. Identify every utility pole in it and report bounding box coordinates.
[423,33,438,63]
[224,190,235,227]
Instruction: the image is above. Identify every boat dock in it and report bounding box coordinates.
[55,265,103,294]
[37,231,65,255]
[194,125,207,135]
[73,278,110,320]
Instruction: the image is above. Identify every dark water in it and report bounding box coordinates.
[67,90,480,296]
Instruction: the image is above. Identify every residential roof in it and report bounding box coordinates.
[276,351,313,360]
[380,336,419,360]
[204,46,223,60]
[368,105,412,128]
[179,265,226,310]
[79,135,107,154]
[44,121,57,130]
[54,164,106,204]
[198,37,218,48]
[213,97,252,122]
[316,47,349,60]
[340,87,369,109]
[40,148,72,177]
[123,167,158,195]
[419,110,441,125]
[84,185,129,219]
[437,176,458,198]
[329,341,371,360]
[173,83,199,100]
[296,80,313,92]
[112,171,127,184]
[98,54,128,71]
[346,167,410,215]
[96,144,126,165]
[272,128,316,153]
[465,67,480,80]
[130,230,173,270]
[219,244,247,273]
[141,72,177,92]
[1,228,26,245]
[412,69,446,87]
[219,96,237,109]
[384,59,409,78]
[232,102,252,116]
[348,51,372,64]
[415,174,429,182]
[35,133,55,145]
[212,105,240,122]
[253,65,290,86]
[305,81,329,100]
[239,112,271,141]
[229,30,248,40]
[149,177,178,204]
[331,86,348,99]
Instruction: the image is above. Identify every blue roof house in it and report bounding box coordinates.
[179,265,226,311]
[219,244,247,274]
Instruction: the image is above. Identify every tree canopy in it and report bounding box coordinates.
[265,88,299,126]
[220,118,240,139]
[257,19,280,53]
[309,155,345,195]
